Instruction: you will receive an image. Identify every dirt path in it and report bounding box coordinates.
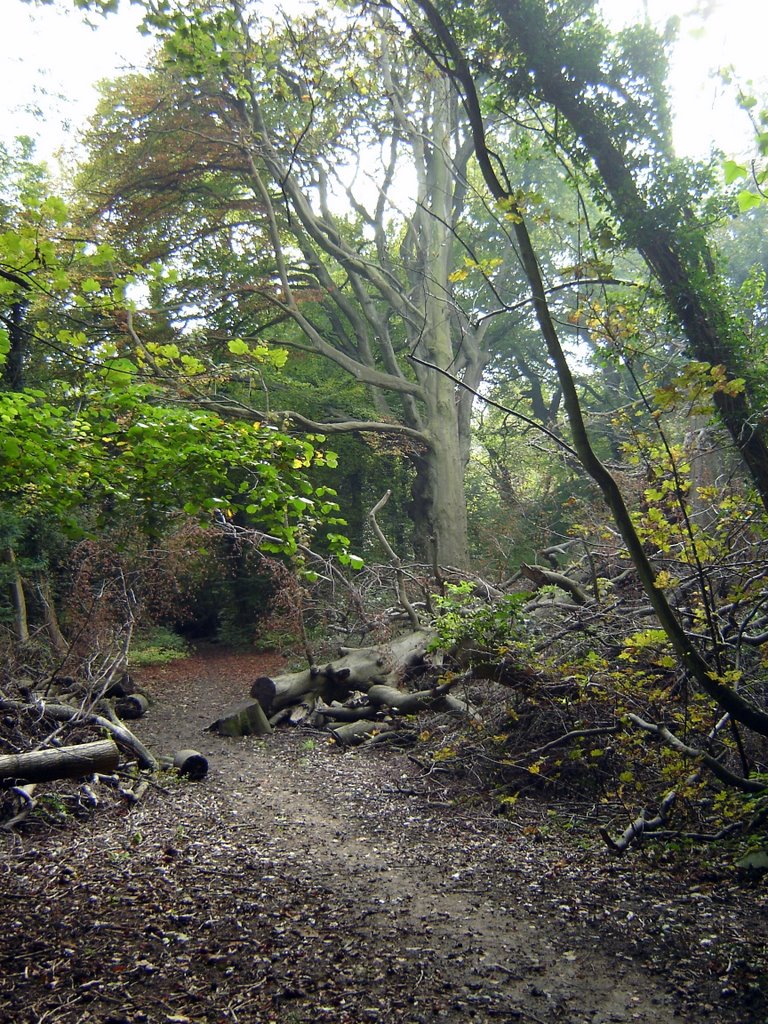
[2,647,765,1023]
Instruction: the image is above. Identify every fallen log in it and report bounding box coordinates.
[367,683,468,715]
[114,693,149,720]
[520,563,590,605]
[0,739,120,784]
[250,667,327,714]
[249,631,432,716]
[317,702,378,723]
[328,720,394,746]
[173,749,209,779]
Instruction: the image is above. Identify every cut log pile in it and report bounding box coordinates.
[0,673,208,830]
[208,630,475,745]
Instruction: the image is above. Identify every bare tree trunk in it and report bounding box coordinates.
[35,575,69,657]
[3,548,29,644]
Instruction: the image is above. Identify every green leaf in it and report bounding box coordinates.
[0,438,21,459]
[101,358,137,386]
[40,196,69,224]
[723,159,748,185]
[227,338,249,355]
[737,190,763,212]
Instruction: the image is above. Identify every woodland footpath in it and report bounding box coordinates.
[1,644,766,1024]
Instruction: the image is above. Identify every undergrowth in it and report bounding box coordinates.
[128,626,190,666]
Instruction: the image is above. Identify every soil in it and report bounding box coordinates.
[1,644,767,1024]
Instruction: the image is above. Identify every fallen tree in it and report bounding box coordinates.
[248,631,433,716]
[209,630,475,740]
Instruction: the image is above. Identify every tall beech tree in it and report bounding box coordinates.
[75,5,532,567]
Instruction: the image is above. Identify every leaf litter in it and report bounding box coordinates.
[1,645,765,1023]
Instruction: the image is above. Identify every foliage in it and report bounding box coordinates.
[0,152,354,666]
[128,625,190,666]
[0,178,346,537]
[430,582,532,664]
[721,87,768,212]
[10,0,768,853]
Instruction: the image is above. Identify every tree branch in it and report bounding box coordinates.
[183,395,429,444]
[627,714,765,793]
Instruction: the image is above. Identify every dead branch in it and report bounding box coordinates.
[368,490,422,629]
[516,724,622,763]
[600,786,682,853]
[601,712,761,853]
[520,563,590,605]
[1,784,36,831]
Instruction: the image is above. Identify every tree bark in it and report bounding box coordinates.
[0,739,120,784]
